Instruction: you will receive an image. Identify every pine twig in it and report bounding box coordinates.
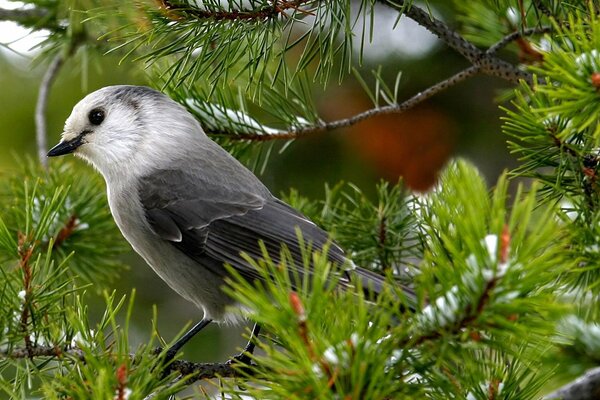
[0,7,49,23]
[214,65,480,142]
[0,345,242,383]
[379,0,534,84]
[159,0,311,21]
[1,345,85,360]
[0,6,60,31]
[487,26,553,55]
[206,24,549,143]
[36,53,65,169]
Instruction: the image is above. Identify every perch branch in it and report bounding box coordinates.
[0,345,243,384]
[544,367,600,400]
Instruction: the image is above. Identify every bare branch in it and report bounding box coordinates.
[36,53,65,169]
[544,367,600,400]
[0,6,61,31]
[158,0,311,22]
[379,1,534,84]
[167,358,241,381]
[0,7,49,23]
[211,65,479,141]
[207,22,551,143]
[382,1,481,64]
[1,344,243,383]
[1,345,84,361]
[487,26,553,55]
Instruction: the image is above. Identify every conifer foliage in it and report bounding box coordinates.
[2,0,600,398]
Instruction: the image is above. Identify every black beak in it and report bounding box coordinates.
[47,135,84,157]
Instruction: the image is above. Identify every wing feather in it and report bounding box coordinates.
[139,169,346,284]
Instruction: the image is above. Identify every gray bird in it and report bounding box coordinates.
[47,85,410,360]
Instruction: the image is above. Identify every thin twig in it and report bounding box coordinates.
[379,0,534,84]
[208,23,550,143]
[0,7,61,31]
[383,1,481,64]
[1,345,85,360]
[212,65,479,141]
[36,53,64,169]
[487,26,553,55]
[0,345,241,383]
[0,7,49,23]
[159,0,310,21]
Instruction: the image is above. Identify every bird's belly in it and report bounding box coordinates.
[109,194,234,321]
[135,236,232,314]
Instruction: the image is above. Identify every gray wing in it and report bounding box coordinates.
[138,169,348,284]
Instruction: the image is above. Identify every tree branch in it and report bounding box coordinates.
[379,0,534,84]
[36,53,65,169]
[159,0,311,21]
[1,345,84,361]
[544,367,600,400]
[486,26,553,55]
[0,7,49,23]
[0,345,243,384]
[210,65,479,142]
[0,6,60,31]
[205,20,552,143]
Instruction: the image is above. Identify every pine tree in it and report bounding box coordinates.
[2,0,600,398]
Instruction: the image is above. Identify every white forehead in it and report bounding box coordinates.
[64,85,165,130]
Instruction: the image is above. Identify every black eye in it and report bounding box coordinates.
[88,109,105,125]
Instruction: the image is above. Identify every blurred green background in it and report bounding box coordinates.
[0,0,516,368]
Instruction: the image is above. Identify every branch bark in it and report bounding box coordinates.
[159,0,311,21]
[205,20,550,143]
[211,65,479,141]
[544,367,600,400]
[0,7,50,23]
[0,6,60,31]
[0,345,242,384]
[379,0,534,84]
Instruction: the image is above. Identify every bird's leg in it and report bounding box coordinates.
[228,323,261,366]
[164,318,213,363]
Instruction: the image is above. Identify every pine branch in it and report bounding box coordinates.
[0,345,242,383]
[158,0,311,21]
[379,0,534,84]
[544,367,600,400]
[486,26,553,55]
[0,6,60,31]
[206,24,550,143]
[214,65,479,141]
[1,346,85,361]
[166,359,242,381]
[0,7,49,23]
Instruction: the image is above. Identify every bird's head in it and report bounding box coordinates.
[48,85,203,180]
